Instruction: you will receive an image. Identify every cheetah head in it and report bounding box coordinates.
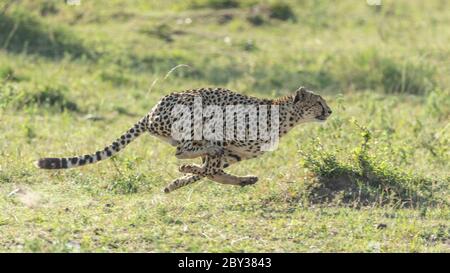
[291,87,332,122]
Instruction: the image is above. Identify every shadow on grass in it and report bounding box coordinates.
[0,10,95,59]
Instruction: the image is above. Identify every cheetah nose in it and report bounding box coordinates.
[328,110,332,114]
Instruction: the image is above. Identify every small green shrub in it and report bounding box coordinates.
[380,58,436,95]
[108,176,139,194]
[0,84,79,112]
[40,1,59,16]
[0,10,94,59]
[0,66,20,82]
[268,2,296,21]
[140,24,175,43]
[246,13,266,26]
[99,66,131,86]
[332,49,437,95]
[425,89,450,120]
[0,83,20,109]
[107,173,149,195]
[127,51,195,76]
[125,51,246,84]
[22,86,79,112]
[419,224,449,244]
[419,129,449,165]
[239,39,258,51]
[199,59,246,84]
[246,3,296,25]
[252,63,335,93]
[300,121,445,207]
[190,0,240,9]
[0,169,34,184]
[0,171,13,184]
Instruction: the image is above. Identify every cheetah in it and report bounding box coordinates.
[36,87,332,193]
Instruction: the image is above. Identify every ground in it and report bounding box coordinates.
[0,0,448,252]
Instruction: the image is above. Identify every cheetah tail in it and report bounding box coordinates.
[35,116,148,169]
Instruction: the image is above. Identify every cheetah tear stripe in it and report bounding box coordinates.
[36,117,148,169]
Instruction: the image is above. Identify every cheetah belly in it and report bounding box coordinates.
[225,143,266,161]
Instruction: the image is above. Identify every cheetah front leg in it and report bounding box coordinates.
[178,155,207,176]
[164,174,204,193]
[179,164,204,175]
[175,141,223,159]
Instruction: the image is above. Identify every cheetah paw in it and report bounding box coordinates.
[179,164,193,173]
[179,164,204,175]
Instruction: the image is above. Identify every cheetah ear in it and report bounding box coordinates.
[293,87,307,103]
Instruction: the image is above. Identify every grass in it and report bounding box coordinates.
[300,121,447,207]
[0,0,449,252]
[0,9,94,59]
[0,83,79,112]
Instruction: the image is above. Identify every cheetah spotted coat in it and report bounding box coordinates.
[37,87,332,192]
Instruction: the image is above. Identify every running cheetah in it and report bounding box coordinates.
[36,87,332,193]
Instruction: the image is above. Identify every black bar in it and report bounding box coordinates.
[0,253,444,272]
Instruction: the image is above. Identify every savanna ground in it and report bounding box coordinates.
[0,0,449,252]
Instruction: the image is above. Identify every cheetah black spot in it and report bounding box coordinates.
[229,154,241,162]
[84,155,93,163]
[61,158,68,168]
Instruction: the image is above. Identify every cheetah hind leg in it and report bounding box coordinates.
[164,174,203,193]
[208,170,258,187]
[179,156,258,187]
[179,166,258,187]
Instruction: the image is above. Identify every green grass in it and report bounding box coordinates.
[0,0,449,252]
[0,9,94,59]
